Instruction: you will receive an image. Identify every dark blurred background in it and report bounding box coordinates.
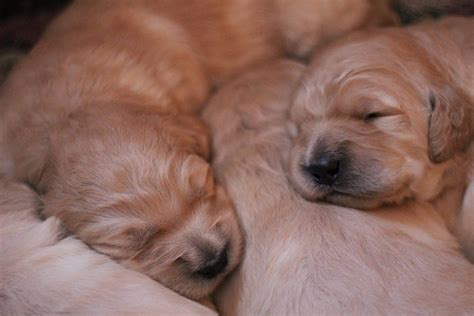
[393,0,474,23]
[0,0,473,82]
[0,0,70,81]
[0,0,70,50]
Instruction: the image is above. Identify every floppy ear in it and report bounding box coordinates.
[428,87,473,163]
[179,154,215,198]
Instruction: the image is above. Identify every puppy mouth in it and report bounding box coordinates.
[300,170,355,199]
[300,171,396,208]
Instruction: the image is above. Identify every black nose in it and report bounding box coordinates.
[194,247,228,279]
[305,156,339,185]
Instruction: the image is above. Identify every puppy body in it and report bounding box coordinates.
[203,60,474,315]
[0,0,394,299]
[0,179,215,315]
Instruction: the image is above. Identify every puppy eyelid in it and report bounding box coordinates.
[364,112,383,122]
[429,93,437,111]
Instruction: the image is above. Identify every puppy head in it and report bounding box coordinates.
[289,30,472,209]
[43,110,243,300]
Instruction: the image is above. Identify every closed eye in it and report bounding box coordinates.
[364,112,384,122]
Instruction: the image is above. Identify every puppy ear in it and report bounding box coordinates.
[179,155,215,198]
[169,115,210,159]
[428,87,473,163]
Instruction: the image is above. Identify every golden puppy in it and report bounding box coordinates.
[0,179,215,315]
[203,59,474,315]
[0,0,394,300]
[1,102,242,300]
[288,17,473,256]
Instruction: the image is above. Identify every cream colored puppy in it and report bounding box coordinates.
[0,0,394,300]
[0,179,215,315]
[288,17,473,258]
[203,60,474,315]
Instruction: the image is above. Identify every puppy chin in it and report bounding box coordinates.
[120,256,217,300]
[163,272,223,301]
[324,192,385,210]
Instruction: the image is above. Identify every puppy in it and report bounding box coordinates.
[0,179,215,315]
[203,59,474,315]
[288,17,473,256]
[0,0,394,299]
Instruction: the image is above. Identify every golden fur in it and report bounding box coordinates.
[203,59,474,315]
[288,17,474,257]
[0,179,215,315]
[0,0,394,300]
[274,0,396,57]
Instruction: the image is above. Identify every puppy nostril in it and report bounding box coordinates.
[304,156,339,186]
[194,248,228,279]
[325,159,339,177]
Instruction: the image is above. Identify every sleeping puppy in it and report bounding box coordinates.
[0,0,394,299]
[288,17,473,258]
[1,101,243,300]
[0,179,215,315]
[203,59,474,315]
